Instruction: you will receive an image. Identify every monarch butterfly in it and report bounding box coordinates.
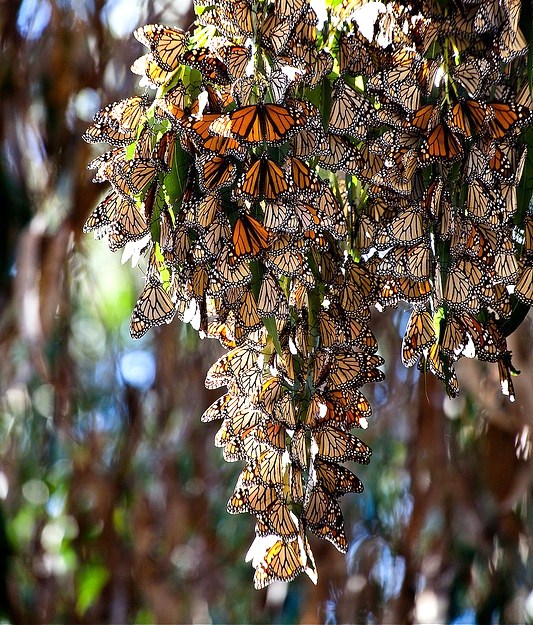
[232,76,255,107]
[262,198,292,232]
[83,190,120,236]
[329,353,385,390]
[286,156,322,196]
[274,391,299,430]
[255,500,300,540]
[285,425,305,468]
[265,234,306,277]
[385,204,425,247]
[403,242,432,282]
[493,243,519,283]
[86,191,149,250]
[487,143,514,180]
[235,157,289,201]
[203,213,232,257]
[252,537,307,589]
[328,80,375,139]
[254,419,287,452]
[221,399,261,439]
[171,221,192,264]
[389,80,422,114]
[420,123,463,163]
[418,342,460,397]
[461,313,506,362]
[497,353,516,402]
[254,446,286,486]
[309,391,368,430]
[312,425,372,463]
[181,113,247,159]
[318,134,357,170]
[216,247,252,288]
[234,288,262,335]
[260,11,294,55]
[338,260,375,314]
[337,31,376,76]
[447,98,486,138]
[266,69,291,105]
[193,194,222,228]
[197,154,238,193]
[402,307,437,367]
[230,479,278,514]
[159,84,199,125]
[499,19,528,62]
[314,459,364,497]
[486,101,531,139]
[513,264,533,305]
[466,178,505,225]
[218,44,252,81]
[223,0,255,38]
[348,142,384,182]
[411,103,440,132]
[201,392,233,423]
[204,320,237,349]
[290,130,328,167]
[210,103,307,146]
[472,1,500,35]
[182,48,229,83]
[232,214,270,258]
[133,24,189,71]
[130,278,176,339]
[205,342,259,389]
[258,375,284,413]
[397,276,432,303]
[317,185,347,240]
[131,53,175,88]
[442,264,470,310]
[95,157,158,197]
[304,484,348,552]
[83,120,137,147]
[94,94,150,134]
[257,272,289,318]
[439,313,466,358]
[451,56,495,99]
[523,215,533,253]
[214,413,255,455]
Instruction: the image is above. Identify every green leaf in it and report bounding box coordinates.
[76,563,109,616]
[262,315,283,357]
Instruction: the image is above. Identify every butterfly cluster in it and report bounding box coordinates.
[344,0,532,398]
[83,0,532,588]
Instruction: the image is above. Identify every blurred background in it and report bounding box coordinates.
[0,1,532,623]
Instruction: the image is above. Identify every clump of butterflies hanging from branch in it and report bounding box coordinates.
[83,0,532,589]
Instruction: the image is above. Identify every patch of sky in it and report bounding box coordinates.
[17,0,51,39]
[118,349,156,390]
[103,0,144,38]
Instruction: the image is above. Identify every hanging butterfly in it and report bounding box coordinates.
[252,536,308,590]
[133,24,189,71]
[182,48,229,84]
[130,277,176,339]
[232,214,270,258]
[419,122,463,163]
[447,98,486,138]
[234,156,290,201]
[209,102,308,146]
[197,154,238,193]
[485,100,531,139]
[313,425,372,463]
[401,307,437,367]
[304,484,348,552]
[328,80,375,139]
